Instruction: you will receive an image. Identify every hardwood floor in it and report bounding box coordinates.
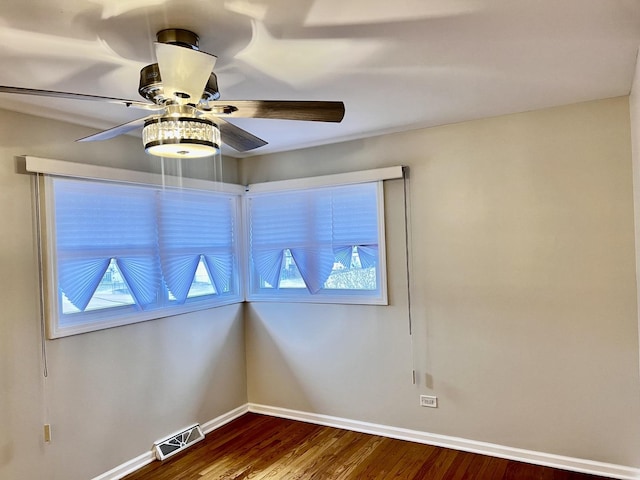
[123,413,607,480]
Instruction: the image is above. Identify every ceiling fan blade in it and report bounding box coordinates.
[216,118,268,152]
[76,116,151,142]
[207,100,345,122]
[0,86,160,110]
[155,43,217,104]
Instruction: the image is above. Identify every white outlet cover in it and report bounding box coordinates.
[420,395,438,408]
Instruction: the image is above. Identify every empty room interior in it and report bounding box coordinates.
[2,1,640,479]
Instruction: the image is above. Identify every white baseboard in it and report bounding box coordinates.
[91,452,155,480]
[248,403,640,480]
[200,404,249,434]
[91,404,249,480]
[94,403,639,480]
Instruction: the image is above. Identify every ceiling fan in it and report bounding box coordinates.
[0,28,345,158]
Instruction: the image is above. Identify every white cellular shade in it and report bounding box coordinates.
[331,185,379,245]
[41,163,391,336]
[54,178,161,311]
[354,245,378,268]
[158,189,235,303]
[248,182,382,297]
[249,189,333,293]
[48,176,241,336]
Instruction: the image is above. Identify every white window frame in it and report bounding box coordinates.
[26,157,403,337]
[243,167,403,305]
[28,157,245,338]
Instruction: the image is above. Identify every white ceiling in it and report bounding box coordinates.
[1,0,640,158]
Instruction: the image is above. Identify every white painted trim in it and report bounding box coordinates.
[200,404,249,434]
[91,404,249,480]
[244,181,389,305]
[90,452,155,480]
[22,156,245,194]
[246,165,404,193]
[248,404,640,480]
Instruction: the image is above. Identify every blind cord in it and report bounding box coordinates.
[34,174,48,378]
[402,166,416,385]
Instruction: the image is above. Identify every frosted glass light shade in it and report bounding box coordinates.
[142,116,220,158]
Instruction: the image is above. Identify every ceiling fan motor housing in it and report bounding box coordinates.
[156,29,200,49]
[138,29,219,104]
[138,65,220,104]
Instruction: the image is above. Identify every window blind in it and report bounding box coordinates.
[47,176,241,337]
[54,178,160,311]
[247,182,382,297]
[158,189,236,303]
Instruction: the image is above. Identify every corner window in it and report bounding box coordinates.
[245,181,387,304]
[29,156,401,337]
[42,176,242,338]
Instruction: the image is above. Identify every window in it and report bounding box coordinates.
[42,176,242,338]
[28,156,402,337]
[245,181,387,304]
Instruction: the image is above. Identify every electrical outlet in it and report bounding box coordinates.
[420,395,437,408]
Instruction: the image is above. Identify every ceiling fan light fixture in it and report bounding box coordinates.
[0,27,346,155]
[142,116,220,158]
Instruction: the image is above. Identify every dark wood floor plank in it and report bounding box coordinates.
[331,435,387,480]
[410,447,460,480]
[441,447,476,480]
[345,437,404,479]
[482,455,510,479]
[123,413,612,480]
[303,430,363,480]
[244,426,338,479]
[369,438,421,479]
[308,430,377,479]
[382,441,440,479]
[196,419,288,478]
[200,418,321,479]
[273,427,353,479]
[459,453,492,480]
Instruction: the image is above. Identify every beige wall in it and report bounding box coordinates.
[241,97,640,466]
[1,95,639,478]
[0,109,247,480]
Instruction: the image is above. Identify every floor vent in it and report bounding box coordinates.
[153,424,205,461]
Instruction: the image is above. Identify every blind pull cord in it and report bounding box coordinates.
[402,166,416,385]
[34,173,48,378]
